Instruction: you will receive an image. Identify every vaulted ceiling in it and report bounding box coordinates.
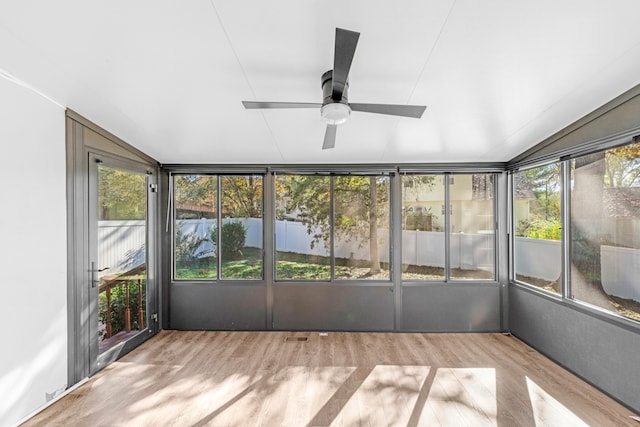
[2,1,640,164]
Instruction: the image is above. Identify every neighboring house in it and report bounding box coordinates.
[403,174,535,233]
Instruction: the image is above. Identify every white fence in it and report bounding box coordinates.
[601,245,640,301]
[98,220,639,301]
[98,220,146,275]
[515,237,640,302]
[102,218,493,271]
[514,237,562,281]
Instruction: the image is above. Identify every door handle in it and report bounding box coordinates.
[90,262,109,288]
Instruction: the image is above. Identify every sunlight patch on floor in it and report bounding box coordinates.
[337,365,431,426]
[526,376,589,427]
[424,368,497,426]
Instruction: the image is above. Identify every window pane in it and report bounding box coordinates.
[220,175,263,279]
[174,175,217,279]
[97,166,147,352]
[334,176,390,280]
[449,174,495,280]
[571,143,640,322]
[401,175,445,281]
[514,164,562,294]
[275,175,331,280]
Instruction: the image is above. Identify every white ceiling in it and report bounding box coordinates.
[2,1,640,164]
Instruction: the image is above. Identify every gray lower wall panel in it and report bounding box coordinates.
[509,285,640,413]
[402,284,502,332]
[170,284,266,330]
[273,284,394,331]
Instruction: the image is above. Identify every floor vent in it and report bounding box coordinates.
[284,336,309,342]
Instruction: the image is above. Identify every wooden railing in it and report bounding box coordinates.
[99,264,146,338]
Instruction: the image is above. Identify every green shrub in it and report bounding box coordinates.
[175,221,208,264]
[211,220,247,259]
[517,219,561,240]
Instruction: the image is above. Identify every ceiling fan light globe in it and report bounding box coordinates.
[321,103,351,125]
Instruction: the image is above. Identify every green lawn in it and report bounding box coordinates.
[176,248,480,282]
[175,248,389,280]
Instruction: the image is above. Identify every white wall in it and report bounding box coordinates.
[0,77,67,426]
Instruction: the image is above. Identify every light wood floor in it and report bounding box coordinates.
[23,331,638,426]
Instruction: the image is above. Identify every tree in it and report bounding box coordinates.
[572,152,606,289]
[98,167,147,220]
[335,176,388,274]
[605,143,640,188]
[221,175,262,218]
[174,175,263,219]
[174,175,216,219]
[401,175,437,230]
[514,165,562,240]
[279,175,389,274]
[524,163,561,221]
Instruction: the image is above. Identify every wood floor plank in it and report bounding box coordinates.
[21,331,638,427]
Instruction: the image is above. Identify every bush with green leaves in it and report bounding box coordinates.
[175,221,209,264]
[517,219,561,240]
[211,220,247,259]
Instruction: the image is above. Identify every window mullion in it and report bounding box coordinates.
[330,175,335,281]
[561,160,571,299]
[444,174,451,282]
[216,175,222,281]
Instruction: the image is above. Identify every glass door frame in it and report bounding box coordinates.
[87,151,158,375]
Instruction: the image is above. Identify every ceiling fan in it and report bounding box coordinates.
[242,28,427,149]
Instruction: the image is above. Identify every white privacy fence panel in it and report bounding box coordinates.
[515,237,562,281]
[601,245,640,301]
[102,219,495,272]
[100,220,638,301]
[275,220,328,255]
[177,219,491,270]
[98,220,146,275]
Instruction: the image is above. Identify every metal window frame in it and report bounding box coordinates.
[509,162,563,297]
[398,172,447,283]
[171,173,267,283]
[508,142,640,332]
[167,165,505,288]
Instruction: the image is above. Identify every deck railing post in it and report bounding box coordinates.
[106,287,112,338]
[124,281,131,333]
[137,279,144,329]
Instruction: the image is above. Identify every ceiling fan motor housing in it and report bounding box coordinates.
[321,70,351,125]
[321,70,349,104]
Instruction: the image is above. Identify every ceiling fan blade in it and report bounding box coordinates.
[242,101,321,109]
[322,124,337,150]
[349,103,426,118]
[332,28,360,101]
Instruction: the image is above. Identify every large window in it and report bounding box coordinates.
[449,174,496,280]
[172,171,500,284]
[275,175,331,280]
[275,174,390,280]
[334,176,390,279]
[173,174,263,280]
[513,164,562,294]
[570,143,640,322]
[401,175,445,280]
